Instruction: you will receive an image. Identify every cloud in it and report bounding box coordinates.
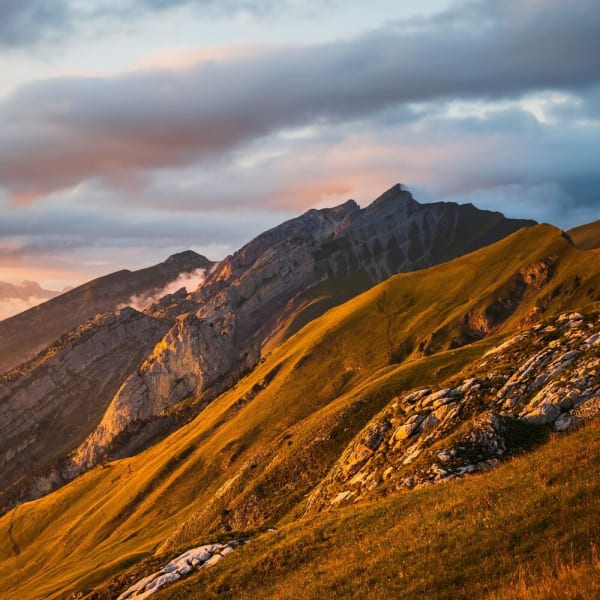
[126,0,336,17]
[118,267,207,311]
[132,0,278,14]
[438,182,595,230]
[1,0,599,201]
[0,280,59,299]
[0,1,71,48]
[0,0,337,49]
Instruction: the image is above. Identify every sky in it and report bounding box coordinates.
[0,0,599,302]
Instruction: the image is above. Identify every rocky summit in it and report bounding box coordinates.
[0,185,599,600]
[0,185,535,511]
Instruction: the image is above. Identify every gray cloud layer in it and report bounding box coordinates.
[0,0,332,48]
[0,0,71,47]
[1,0,599,201]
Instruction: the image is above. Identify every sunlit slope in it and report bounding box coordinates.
[1,224,599,599]
[157,420,600,600]
[568,218,600,250]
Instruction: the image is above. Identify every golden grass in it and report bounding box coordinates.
[568,219,600,250]
[490,545,600,600]
[1,224,599,599]
[157,421,600,599]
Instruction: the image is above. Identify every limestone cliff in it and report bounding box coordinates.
[0,250,213,373]
[0,185,537,509]
[0,308,168,509]
[69,313,258,473]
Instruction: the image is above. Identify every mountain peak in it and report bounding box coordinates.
[368,183,417,209]
[164,250,210,266]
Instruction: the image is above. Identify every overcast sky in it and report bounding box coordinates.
[1,0,599,295]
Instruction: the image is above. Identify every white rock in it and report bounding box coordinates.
[404,388,431,403]
[438,450,452,462]
[148,572,180,590]
[117,573,160,597]
[559,350,580,363]
[554,413,573,432]
[583,333,600,347]
[393,414,425,441]
[201,553,225,569]
[432,396,454,408]
[419,413,440,431]
[522,403,561,425]
[433,403,455,421]
[402,447,422,465]
[455,378,479,394]
[426,388,452,403]
[331,490,353,505]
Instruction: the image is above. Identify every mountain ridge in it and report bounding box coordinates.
[0,250,213,374]
[0,219,599,598]
[0,185,538,512]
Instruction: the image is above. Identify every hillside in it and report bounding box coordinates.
[0,222,599,599]
[157,419,600,600]
[568,218,600,250]
[0,186,536,513]
[0,250,213,374]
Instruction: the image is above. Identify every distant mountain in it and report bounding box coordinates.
[0,280,60,321]
[568,218,600,250]
[0,185,537,513]
[0,250,213,373]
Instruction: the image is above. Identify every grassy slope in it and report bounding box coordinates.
[568,219,600,250]
[158,420,600,600]
[1,225,599,598]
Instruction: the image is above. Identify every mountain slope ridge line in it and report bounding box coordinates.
[1,215,599,598]
[0,185,537,512]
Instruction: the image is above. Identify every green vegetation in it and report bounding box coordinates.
[0,224,599,598]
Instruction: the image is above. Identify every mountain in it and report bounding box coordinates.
[568,218,600,250]
[0,308,170,507]
[0,250,213,374]
[0,185,536,513]
[0,214,598,599]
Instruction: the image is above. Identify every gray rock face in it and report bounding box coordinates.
[307,310,600,511]
[69,313,258,473]
[0,308,169,507]
[193,184,534,350]
[0,185,536,509]
[0,250,213,374]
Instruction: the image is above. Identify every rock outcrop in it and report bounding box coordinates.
[307,310,600,511]
[0,251,213,374]
[0,308,169,510]
[116,541,239,600]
